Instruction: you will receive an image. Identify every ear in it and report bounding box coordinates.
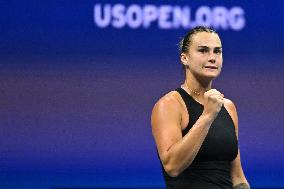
[180,53,189,68]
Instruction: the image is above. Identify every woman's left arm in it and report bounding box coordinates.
[224,99,250,189]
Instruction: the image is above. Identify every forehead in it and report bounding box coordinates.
[190,32,222,47]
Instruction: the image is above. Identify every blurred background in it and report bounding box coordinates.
[1,0,284,188]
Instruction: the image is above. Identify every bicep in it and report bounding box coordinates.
[151,96,183,163]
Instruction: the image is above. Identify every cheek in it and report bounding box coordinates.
[218,55,223,63]
[190,54,206,62]
[219,58,223,68]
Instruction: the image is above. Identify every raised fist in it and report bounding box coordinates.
[203,89,224,119]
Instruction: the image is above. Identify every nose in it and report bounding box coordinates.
[208,58,216,64]
[208,51,216,64]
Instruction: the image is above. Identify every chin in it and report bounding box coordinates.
[204,70,221,78]
[201,73,220,81]
[192,71,221,81]
[207,73,219,78]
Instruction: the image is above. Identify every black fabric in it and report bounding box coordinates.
[160,87,238,189]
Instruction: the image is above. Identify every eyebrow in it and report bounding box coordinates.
[198,46,222,49]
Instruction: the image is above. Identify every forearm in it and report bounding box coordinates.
[232,174,250,189]
[231,150,250,189]
[164,113,215,176]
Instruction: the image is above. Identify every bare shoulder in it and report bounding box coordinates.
[151,91,184,157]
[152,90,183,114]
[223,98,238,129]
[224,98,237,112]
[151,90,184,131]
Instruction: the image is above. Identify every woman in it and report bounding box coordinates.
[151,26,250,189]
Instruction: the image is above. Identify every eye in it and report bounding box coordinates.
[198,49,208,54]
[214,49,222,54]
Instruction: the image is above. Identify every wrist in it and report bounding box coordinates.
[201,111,215,121]
[200,112,215,126]
[233,183,250,189]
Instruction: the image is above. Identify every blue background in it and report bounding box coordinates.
[1,1,284,188]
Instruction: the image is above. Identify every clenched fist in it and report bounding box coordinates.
[203,89,224,120]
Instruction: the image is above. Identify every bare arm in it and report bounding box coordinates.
[224,99,250,188]
[151,89,223,177]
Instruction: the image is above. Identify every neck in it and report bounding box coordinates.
[182,72,212,96]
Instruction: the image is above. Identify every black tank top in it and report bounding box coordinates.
[160,87,238,189]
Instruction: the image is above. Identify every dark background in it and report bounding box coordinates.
[1,1,284,188]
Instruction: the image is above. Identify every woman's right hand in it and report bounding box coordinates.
[203,89,224,120]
